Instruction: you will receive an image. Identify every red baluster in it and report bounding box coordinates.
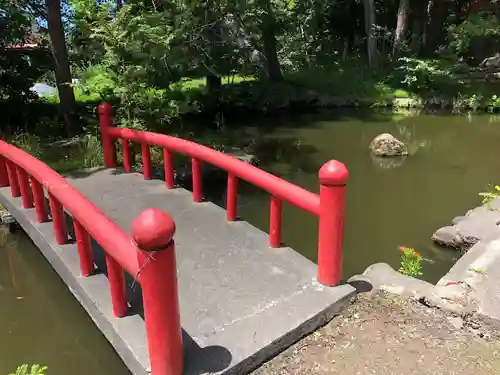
[31,178,48,223]
[49,193,67,245]
[74,219,94,277]
[132,208,183,375]
[17,168,33,208]
[192,158,202,202]
[5,160,20,197]
[227,173,238,221]
[163,148,175,189]
[269,196,282,248]
[106,254,128,317]
[317,160,348,286]
[98,102,117,168]
[142,143,152,180]
[122,139,133,173]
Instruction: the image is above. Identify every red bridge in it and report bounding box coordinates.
[0,103,355,375]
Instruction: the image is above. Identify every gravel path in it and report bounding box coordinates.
[252,291,500,375]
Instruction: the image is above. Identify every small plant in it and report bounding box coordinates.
[469,267,485,274]
[9,364,47,375]
[479,184,500,209]
[398,246,423,277]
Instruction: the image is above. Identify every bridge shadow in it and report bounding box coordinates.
[63,213,232,374]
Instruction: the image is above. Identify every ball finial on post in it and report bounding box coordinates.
[317,159,348,286]
[319,159,349,187]
[98,102,112,117]
[132,208,176,251]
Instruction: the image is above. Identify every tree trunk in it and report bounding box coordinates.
[423,0,447,56]
[410,0,426,55]
[116,0,122,9]
[46,0,78,137]
[393,0,410,57]
[258,0,283,81]
[363,0,378,68]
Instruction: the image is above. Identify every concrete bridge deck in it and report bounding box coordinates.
[0,167,355,375]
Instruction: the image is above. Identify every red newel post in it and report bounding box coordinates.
[98,102,117,168]
[132,208,183,375]
[317,160,348,286]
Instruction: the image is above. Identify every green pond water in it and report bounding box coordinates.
[2,109,500,373]
[0,231,130,375]
[212,110,500,284]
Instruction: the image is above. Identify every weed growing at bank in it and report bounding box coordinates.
[398,246,423,277]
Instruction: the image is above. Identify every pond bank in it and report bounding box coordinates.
[251,290,500,375]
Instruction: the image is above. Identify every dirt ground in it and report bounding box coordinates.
[252,291,500,375]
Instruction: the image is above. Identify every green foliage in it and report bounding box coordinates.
[9,364,47,375]
[478,184,500,209]
[396,58,454,94]
[448,12,500,56]
[398,246,423,277]
[0,4,50,103]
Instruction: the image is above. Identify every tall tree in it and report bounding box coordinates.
[363,0,378,68]
[46,0,78,136]
[257,0,283,81]
[394,0,410,56]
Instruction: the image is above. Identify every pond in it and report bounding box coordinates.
[2,109,499,372]
[0,230,130,375]
[207,110,500,284]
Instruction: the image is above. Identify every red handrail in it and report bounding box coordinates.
[0,140,139,276]
[0,140,184,375]
[99,102,349,287]
[107,127,321,215]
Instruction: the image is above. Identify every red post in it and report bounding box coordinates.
[106,254,128,317]
[269,196,282,248]
[48,193,67,245]
[98,102,117,168]
[163,149,175,189]
[0,155,9,187]
[227,173,238,221]
[74,219,94,277]
[122,139,133,173]
[142,143,152,180]
[17,168,33,209]
[31,178,48,223]
[192,158,202,202]
[317,160,348,286]
[132,208,183,375]
[5,160,20,197]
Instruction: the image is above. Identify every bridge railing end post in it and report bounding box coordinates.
[132,208,183,375]
[98,102,117,168]
[317,160,348,286]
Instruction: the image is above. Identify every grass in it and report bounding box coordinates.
[10,133,104,173]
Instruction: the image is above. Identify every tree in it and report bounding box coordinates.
[46,0,79,136]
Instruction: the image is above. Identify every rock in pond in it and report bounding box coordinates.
[431,226,465,250]
[369,133,408,157]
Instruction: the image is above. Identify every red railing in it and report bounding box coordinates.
[0,140,183,375]
[98,102,349,286]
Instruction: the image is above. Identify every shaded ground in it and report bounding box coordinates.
[252,291,500,375]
